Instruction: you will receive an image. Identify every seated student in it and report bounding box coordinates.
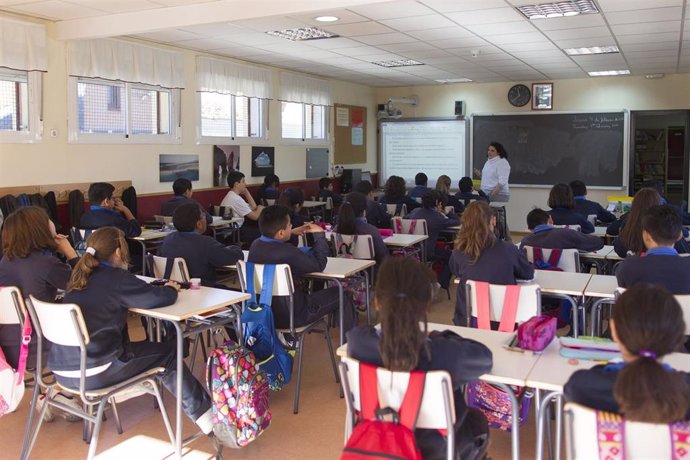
[220,170,264,244]
[455,176,489,207]
[354,180,391,229]
[407,172,430,201]
[276,188,311,246]
[435,174,464,213]
[158,202,243,287]
[547,183,595,234]
[347,257,492,459]
[248,205,355,335]
[336,192,388,264]
[616,205,690,293]
[407,190,460,289]
[564,284,690,420]
[54,227,215,437]
[378,175,419,214]
[450,201,534,326]
[519,208,604,252]
[317,177,343,207]
[80,182,141,237]
[160,178,211,224]
[256,174,280,205]
[569,180,615,224]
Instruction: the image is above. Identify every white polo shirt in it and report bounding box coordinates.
[220,190,252,226]
[481,156,511,197]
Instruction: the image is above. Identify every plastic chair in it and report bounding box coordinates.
[339,356,456,460]
[586,214,597,227]
[22,296,174,460]
[392,217,429,260]
[465,280,541,328]
[153,215,173,225]
[385,203,407,217]
[330,233,375,260]
[553,224,582,232]
[522,246,581,273]
[237,261,339,414]
[147,255,190,282]
[564,402,688,460]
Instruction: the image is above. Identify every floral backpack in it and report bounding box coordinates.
[331,234,369,310]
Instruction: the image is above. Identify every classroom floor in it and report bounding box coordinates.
[2,285,547,460]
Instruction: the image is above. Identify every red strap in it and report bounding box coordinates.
[498,285,520,332]
[398,371,425,430]
[408,220,417,235]
[533,247,544,264]
[475,281,491,330]
[358,363,380,420]
[16,311,32,384]
[547,248,563,267]
[394,218,402,234]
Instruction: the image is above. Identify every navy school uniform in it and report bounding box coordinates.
[318,189,343,207]
[449,238,535,326]
[248,233,355,335]
[158,231,243,287]
[407,185,430,200]
[257,187,280,203]
[160,195,212,224]
[80,205,142,238]
[365,197,392,229]
[454,190,489,208]
[573,196,616,224]
[406,207,461,259]
[548,208,595,234]
[378,195,420,213]
[606,213,628,236]
[336,218,388,264]
[615,247,690,294]
[519,225,604,252]
[287,210,307,246]
[613,226,690,258]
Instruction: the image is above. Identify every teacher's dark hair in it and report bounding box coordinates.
[489,141,508,159]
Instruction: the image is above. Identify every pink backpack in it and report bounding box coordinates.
[0,312,31,417]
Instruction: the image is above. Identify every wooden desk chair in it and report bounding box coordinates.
[564,402,689,460]
[23,296,174,460]
[237,261,339,414]
[522,246,581,273]
[339,356,456,460]
[464,280,541,328]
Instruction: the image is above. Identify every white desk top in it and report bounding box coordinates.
[521,271,593,297]
[306,257,376,279]
[302,200,326,208]
[383,234,428,247]
[131,276,250,321]
[209,218,242,227]
[584,274,619,298]
[579,245,613,260]
[592,226,610,238]
[134,229,173,241]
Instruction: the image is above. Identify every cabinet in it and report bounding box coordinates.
[634,128,666,193]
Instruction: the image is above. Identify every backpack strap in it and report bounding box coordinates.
[395,202,403,216]
[245,262,257,302]
[547,248,563,268]
[474,281,491,331]
[533,247,544,265]
[596,411,626,460]
[398,370,425,430]
[408,219,417,235]
[259,264,275,308]
[359,362,381,420]
[671,422,690,459]
[393,217,402,233]
[163,257,175,280]
[16,311,32,384]
[498,285,520,332]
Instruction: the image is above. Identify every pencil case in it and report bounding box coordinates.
[517,315,556,352]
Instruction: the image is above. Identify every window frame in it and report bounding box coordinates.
[196,92,268,145]
[280,101,329,145]
[0,69,42,144]
[68,76,181,144]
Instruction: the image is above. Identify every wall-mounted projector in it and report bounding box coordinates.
[377,96,417,119]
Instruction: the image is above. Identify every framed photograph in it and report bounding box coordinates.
[532,82,553,110]
[159,154,199,182]
[212,145,240,187]
[251,146,275,177]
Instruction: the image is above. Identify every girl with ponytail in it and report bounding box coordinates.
[347,257,493,458]
[565,283,690,422]
[335,192,388,263]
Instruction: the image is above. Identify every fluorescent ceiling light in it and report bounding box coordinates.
[435,78,473,83]
[645,73,665,79]
[315,16,339,22]
[564,45,619,55]
[517,0,599,20]
[266,27,338,41]
[588,70,630,76]
[372,59,424,68]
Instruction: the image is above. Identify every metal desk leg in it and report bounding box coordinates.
[135,240,147,275]
[555,394,563,460]
[364,270,371,325]
[329,279,345,346]
[536,391,561,460]
[493,382,520,460]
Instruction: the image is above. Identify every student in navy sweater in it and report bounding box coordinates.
[379,175,419,214]
[158,202,243,287]
[79,182,141,237]
[248,205,355,335]
[547,183,594,234]
[336,192,388,264]
[276,188,311,246]
[256,174,280,204]
[616,205,690,293]
[160,178,211,224]
[348,257,492,459]
[569,180,616,224]
[408,172,431,201]
[407,190,460,289]
[354,180,392,229]
[519,208,604,252]
[435,174,464,213]
[317,177,343,207]
[454,176,489,207]
[450,201,534,326]
[54,227,215,436]
[564,284,690,421]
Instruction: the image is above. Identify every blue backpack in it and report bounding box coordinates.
[241,263,293,391]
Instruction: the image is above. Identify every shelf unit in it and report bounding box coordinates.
[634,128,666,193]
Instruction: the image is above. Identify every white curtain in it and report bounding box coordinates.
[67,38,184,89]
[196,56,272,99]
[0,17,47,72]
[280,72,332,106]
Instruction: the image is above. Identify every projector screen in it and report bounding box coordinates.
[379,119,467,188]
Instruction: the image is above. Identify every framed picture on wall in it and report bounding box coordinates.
[160,154,199,182]
[532,82,553,110]
[251,146,275,177]
[213,145,240,187]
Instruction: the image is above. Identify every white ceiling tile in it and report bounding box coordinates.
[172,37,236,51]
[221,32,284,47]
[354,32,417,45]
[406,27,474,41]
[402,48,454,60]
[355,52,406,62]
[596,0,682,12]
[627,56,680,65]
[66,0,161,13]
[534,63,581,71]
[288,9,370,26]
[325,21,395,36]
[376,41,437,53]
[4,0,107,20]
[542,26,611,41]
[420,0,508,13]
[301,37,363,50]
[486,33,548,45]
[334,45,388,57]
[617,32,682,44]
[500,41,559,52]
[624,50,679,59]
[233,17,309,32]
[507,72,549,80]
[428,36,489,48]
[620,41,679,52]
[208,47,273,59]
[611,21,682,36]
[444,8,525,25]
[471,52,518,62]
[605,7,683,25]
[379,14,457,32]
[348,1,436,20]
[135,29,202,43]
[685,19,690,33]
[542,70,586,79]
[152,0,221,6]
[465,21,536,36]
[317,56,370,67]
[530,14,606,31]
[177,23,247,37]
[551,37,619,49]
[445,44,505,56]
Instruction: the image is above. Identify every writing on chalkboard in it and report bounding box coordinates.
[572,113,624,130]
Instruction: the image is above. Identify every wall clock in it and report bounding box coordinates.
[508,84,531,107]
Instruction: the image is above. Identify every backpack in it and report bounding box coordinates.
[70,228,94,257]
[532,247,563,271]
[391,218,422,262]
[331,234,369,310]
[68,190,85,229]
[206,340,271,449]
[341,362,425,460]
[241,263,293,391]
[0,312,31,417]
[121,186,137,219]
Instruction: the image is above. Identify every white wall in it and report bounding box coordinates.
[0,27,378,193]
[377,74,690,230]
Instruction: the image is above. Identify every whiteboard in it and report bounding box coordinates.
[379,119,467,187]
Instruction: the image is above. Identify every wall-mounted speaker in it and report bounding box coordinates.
[454,100,465,117]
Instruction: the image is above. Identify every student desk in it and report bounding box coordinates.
[301,200,327,220]
[208,217,242,243]
[131,229,174,274]
[130,279,250,458]
[383,233,428,260]
[578,245,613,274]
[584,274,619,336]
[305,257,376,345]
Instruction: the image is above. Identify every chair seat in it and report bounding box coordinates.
[56,366,165,399]
[277,317,327,335]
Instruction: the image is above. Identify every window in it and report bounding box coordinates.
[0,69,41,143]
[199,92,265,141]
[281,102,327,141]
[69,77,179,143]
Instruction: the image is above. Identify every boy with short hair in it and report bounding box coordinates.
[616,204,690,294]
[569,180,615,224]
[354,180,391,228]
[519,208,604,252]
[221,170,263,243]
[455,177,488,207]
[248,205,355,334]
[158,202,243,287]
[80,182,141,237]
[318,177,343,207]
[161,178,211,224]
[407,172,430,200]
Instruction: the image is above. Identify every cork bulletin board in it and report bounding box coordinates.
[334,103,367,164]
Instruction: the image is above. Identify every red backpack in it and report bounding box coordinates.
[532,247,563,271]
[341,363,425,460]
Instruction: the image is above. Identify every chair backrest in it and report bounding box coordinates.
[318,196,334,210]
[674,295,690,335]
[385,203,407,217]
[28,296,88,348]
[553,224,582,232]
[149,255,190,282]
[340,356,455,432]
[565,402,682,460]
[262,198,276,206]
[153,214,173,225]
[523,245,581,272]
[444,206,455,215]
[465,280,541,326]
[209,205,233,219]
[0,286,26,326]
[237,260,294,297]
[392,217,428,236]
[331,233,375,260]
[586,214,597,226]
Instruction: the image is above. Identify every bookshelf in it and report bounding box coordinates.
[634,128,666,193]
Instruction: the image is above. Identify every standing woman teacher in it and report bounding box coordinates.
[474,141,511,240]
